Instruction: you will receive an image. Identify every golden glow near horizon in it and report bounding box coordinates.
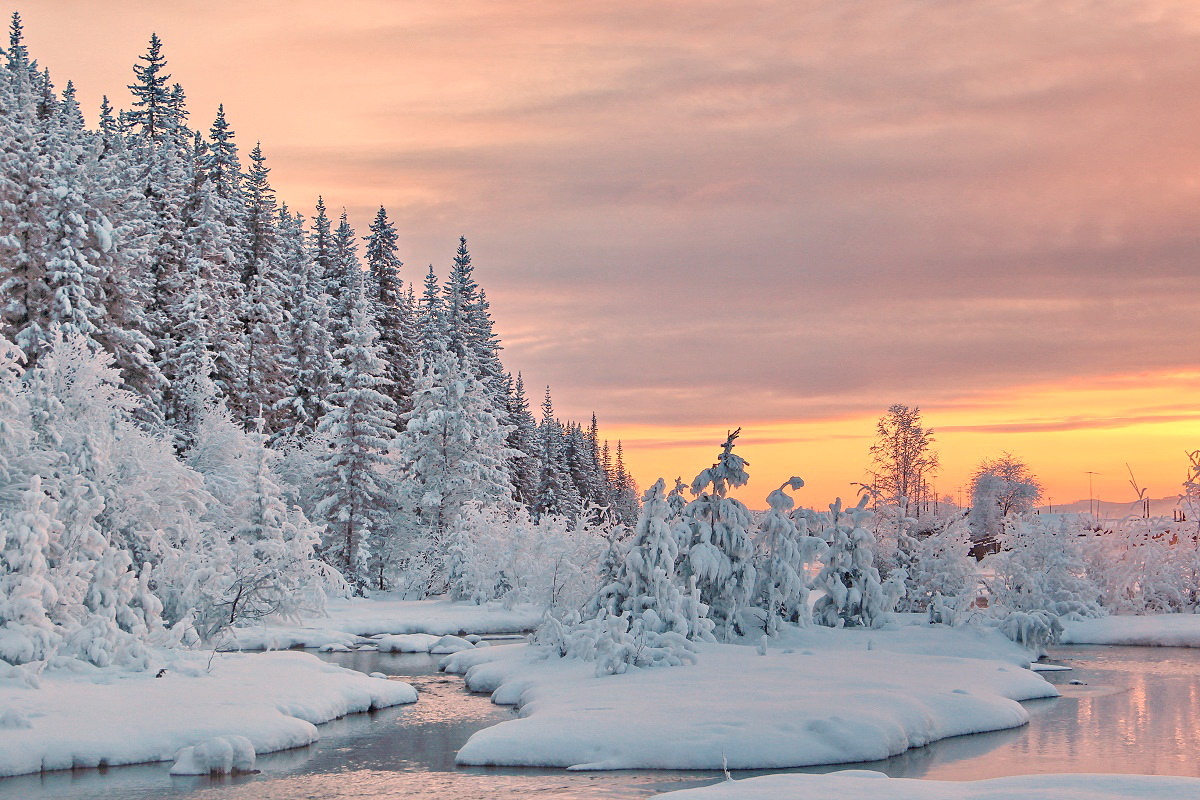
[610,370,1200,509]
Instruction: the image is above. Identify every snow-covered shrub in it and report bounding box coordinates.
[1089,517,1187,614]
[906,516,979,619]
[589,478,714,642]
[809,495,898,629]
[533,611,699,676]
[187,407,326,641]
[446,503,607,610]
[995,610,1062,657]
[987,515,1104,621]
[753,477,826,634]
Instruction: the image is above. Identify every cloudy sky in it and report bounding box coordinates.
[20,0,1200,505]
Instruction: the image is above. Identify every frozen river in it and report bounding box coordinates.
[3,644,1199,799]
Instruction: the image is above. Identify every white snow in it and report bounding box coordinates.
[655,771,1200,800]
[376,632,480,654]
[168,734,256,775]
[443,624,1056,770]
[1061,614,1200,647]
[0,649,416,778]
[223,596,542,650]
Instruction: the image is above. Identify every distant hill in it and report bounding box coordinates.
[1036,496,1181,518]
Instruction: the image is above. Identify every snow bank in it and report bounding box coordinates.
[0,650,416,778]
[1061,614,1200,647]
[169,735,255,775]
[444,625,1057,770]
[655,771,1200,800]
[223,596,541,650]
[377,633,484,654]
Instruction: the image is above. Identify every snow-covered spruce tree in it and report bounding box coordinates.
[677,429,755,640]
[754,477,827,635]
[533,387,582,522]
[609,441,641,525]
[324,210,362,361]
[504,372,541,507]
[809,495,897,629]
[236,143,286,430]
[364,206,417,417]
[988,515,1104,621]
[393,349,513,591]
[313,292,397,591]
[613,478,714,641]
[272,206,334,444]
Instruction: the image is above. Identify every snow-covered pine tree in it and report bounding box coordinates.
[533,387,582,522]
[324,210,362,361]
[364,206,416,417]
[392,349,514,590]
[677,429,755,640]
[416,263,447,363]
[125,33,173,141]
[810,495,896,629]
[272,207,334,443]
[313,289,396,590]
[754,477,827,635]
[504,372,541,507]
[236,143,286,429]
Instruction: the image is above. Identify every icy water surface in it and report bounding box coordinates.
[2,644,1199,799]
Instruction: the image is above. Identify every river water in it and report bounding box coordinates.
[3,644,1199,800]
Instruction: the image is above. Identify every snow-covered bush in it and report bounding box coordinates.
[987,516,1104,621]
[753,477,826,634]
[809,495,898,629]
[446,503,607,610]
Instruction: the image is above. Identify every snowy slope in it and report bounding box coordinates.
[0,650,416,778]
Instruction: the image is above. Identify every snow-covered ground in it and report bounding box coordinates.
[655,771,1200,800]
[224,596,543,650]
[0,650,416,778]
[1061,614,1200,647]
[443,624,1056,770]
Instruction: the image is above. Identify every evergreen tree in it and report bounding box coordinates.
[810,495,896,629]
[754,477,827,634]
[533,387,581,521]
[313,291,396,589]
[393,350,514,588]
[364,206,416,417]
[126,34,173,141]
[504,373,541,506]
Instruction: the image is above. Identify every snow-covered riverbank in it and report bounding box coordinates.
[654,771,1200,800]
[222,596,542,651]
[0,650,416,778]
[1061,614,1200,647]
[442,624,1056,770]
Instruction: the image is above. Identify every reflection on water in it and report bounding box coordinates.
[3,644,1199,800]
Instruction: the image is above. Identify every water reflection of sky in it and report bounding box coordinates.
[2,645,1198,800]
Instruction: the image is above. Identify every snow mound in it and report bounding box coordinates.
[377,632,479,654]
[444,625,1056,770]
[1062,614,1200,647]
[169,735,256,775]
[0,649,417,778]
[655,771,1200,800]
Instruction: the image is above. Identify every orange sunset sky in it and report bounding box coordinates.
[16,1,1200,507]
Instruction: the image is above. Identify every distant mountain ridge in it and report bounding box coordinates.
[1037,496,1181,518]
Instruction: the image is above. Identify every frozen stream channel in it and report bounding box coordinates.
[2,644,1198,799]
